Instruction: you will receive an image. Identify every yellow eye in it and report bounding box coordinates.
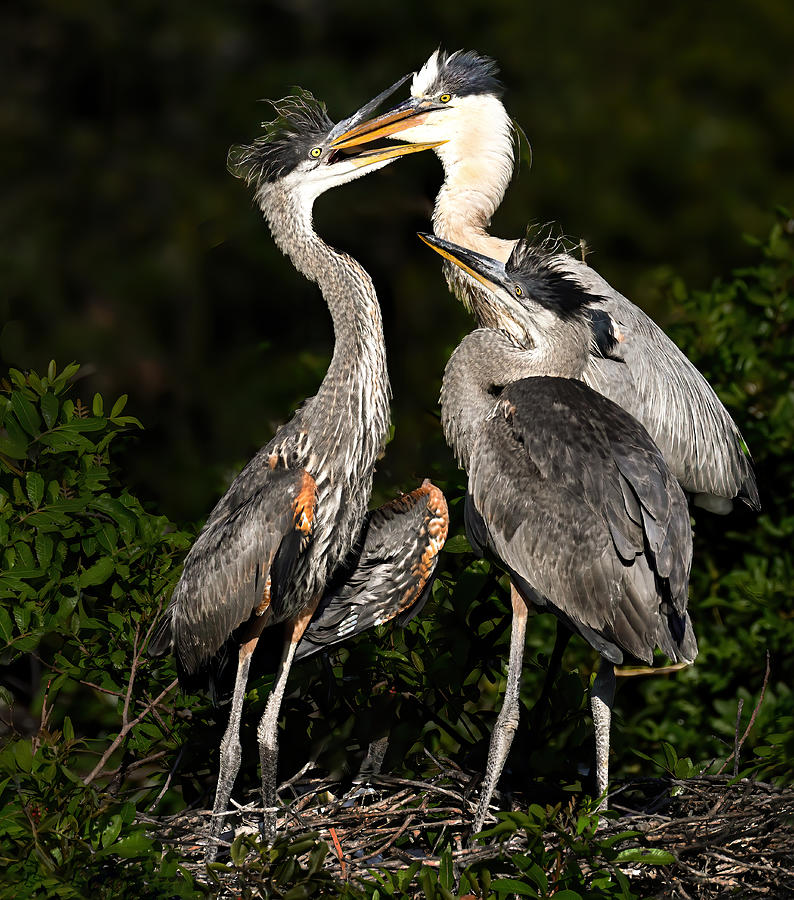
[309,147,322,158]
[439,93,451,103]
[514,286,523,296]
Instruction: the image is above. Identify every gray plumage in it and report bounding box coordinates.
[425,231,696,832]
[335,49,758,512]
[151,86,448,858]
[460,373,695,666]
[296,479,448,660]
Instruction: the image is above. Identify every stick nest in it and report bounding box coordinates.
[144,764,794,898]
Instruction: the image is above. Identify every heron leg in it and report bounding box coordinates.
[205,639,256,863]
[590,660,616,810]
[471,584,529,838]
[358,735,389,780]
[258,595,321,843]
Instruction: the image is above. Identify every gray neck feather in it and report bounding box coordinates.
[258,184,391,467]
[441,322,590,470]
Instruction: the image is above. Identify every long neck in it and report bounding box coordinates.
[260,184,391,468]
[432,96,515,251]
[441,323,590,470]
[431,96,518,313]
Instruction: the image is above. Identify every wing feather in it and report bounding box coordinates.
[295,480,449,660]
[559,255,758,509]
[467,376,694,664]
[154,466,317,676]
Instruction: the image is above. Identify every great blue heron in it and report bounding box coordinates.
[421,230,697,834]
[333,49,759,515]
[150,83,449,859]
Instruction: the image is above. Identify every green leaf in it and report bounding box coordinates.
[59,417,106,433]
[230,834,248,866]
[283,888,310,900]
[79,556,115,587]
[92,393,104,416]
[91,497,138,540]
[110,831,154,858]
[0,431,28,460]
[661,741,678,772]
[110,395,128,418]
[25,472,45,508]
[100,814,123,849]
[0,608,13,642]
[34,533,54,568]
[614,847,676,865]
[439,848,453,891]
[12,604,31,633]
[490,877,538,896]
[14,740,32,773]
[11,393,41,436]
[40,393,59,429]
[442,534,472,554]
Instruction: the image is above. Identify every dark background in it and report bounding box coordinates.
[3,0,793,521]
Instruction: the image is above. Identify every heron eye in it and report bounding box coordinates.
[515,285,523,296]
[439,93,451,103]
[309,147,322,158]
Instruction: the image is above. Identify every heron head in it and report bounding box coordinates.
[228,84,443,203]
[419,232,609,352]
[331,50,511,164]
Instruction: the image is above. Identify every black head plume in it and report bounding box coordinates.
[506,234,608,320]
[228,88,333,188]
[417,48,503,98]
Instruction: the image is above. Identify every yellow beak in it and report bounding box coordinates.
[332,104,435,150]
[348,140,445,168]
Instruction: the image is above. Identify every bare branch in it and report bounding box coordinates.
[83,679,178,786]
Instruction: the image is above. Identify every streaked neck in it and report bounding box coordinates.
[259,184,391,458]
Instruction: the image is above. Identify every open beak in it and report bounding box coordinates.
[346,140,445,169]
[332,98,440,149]
[418,232,508,292]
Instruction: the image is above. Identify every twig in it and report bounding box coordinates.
[360,813,418,861]
[83,678,178,785]
[329,827,347,880]
[732,698,744,777]
[148,747,184,812]
[279,760,319,793]
[717,651,771,775]
[32,679,53,755]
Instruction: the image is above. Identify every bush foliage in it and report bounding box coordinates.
[1,216,793,896]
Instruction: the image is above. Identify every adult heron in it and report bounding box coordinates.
[421,230,697,834]
[333,49,759,514]
[150,83,448,859]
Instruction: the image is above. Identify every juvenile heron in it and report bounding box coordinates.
[421,231,697,834]
[334,49,759,514]
[150,84,448,858]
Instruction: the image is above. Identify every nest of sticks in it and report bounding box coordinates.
[144,757,794,898]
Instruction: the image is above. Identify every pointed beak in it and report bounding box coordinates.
[346,140,445,168]
[418,233,509,292]
[331,98,439,149]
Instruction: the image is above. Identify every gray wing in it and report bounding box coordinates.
[149,466,317,676]
[466,377,695,665]
[294,479,449,661]
[557,256,758,511]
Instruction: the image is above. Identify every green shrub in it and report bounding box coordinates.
[0,362,197,897]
